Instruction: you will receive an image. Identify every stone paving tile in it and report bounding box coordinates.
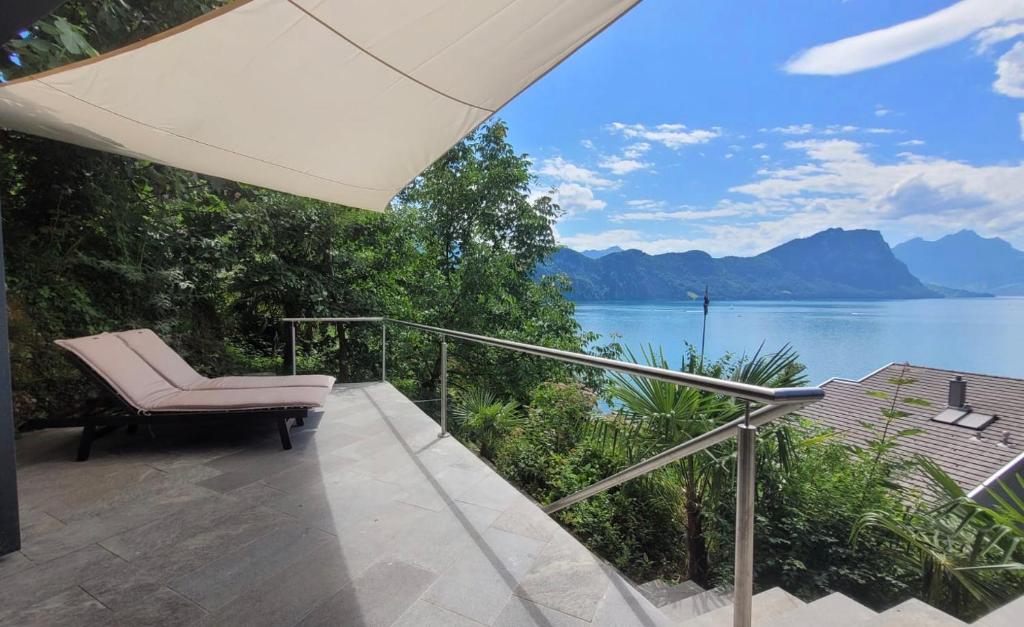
[194,533,362,627]
[592,570,676,627]
[421,527,547,625]
[166,522,332,612]
[514,530,612,621]
[0,544,121,623]
[295,559,437,627]
[392,600,486,627]
[111,587,207,627]
[79,561,163,611]
[100,496,294,581]
[8,382,673,627]
[379,501,503,574]
[455,473,525,512]
[491,500,561,542]
[20,480,218,563]
[260,452,362,493]
[0,550,33,582]
[493,596,590,627]
[0,585,114,627]
[431,465,492,497]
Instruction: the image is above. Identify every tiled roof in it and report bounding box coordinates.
[800,363,1024,492]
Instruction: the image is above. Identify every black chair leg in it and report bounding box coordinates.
[76,424,96,462]
[277,418,293,450]
[295,415,305,427]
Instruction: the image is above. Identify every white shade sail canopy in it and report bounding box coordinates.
[0,0,638,210]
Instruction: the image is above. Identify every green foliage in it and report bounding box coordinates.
[492,380,686,581]
[718,419,916,606]
[853,456,1024,619]
[451,387,523,461]
[595,341,808,586]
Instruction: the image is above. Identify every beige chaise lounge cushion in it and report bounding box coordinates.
[56,333,330,412]
[114,329,335,390]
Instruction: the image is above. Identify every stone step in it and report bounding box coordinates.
[758,592,877,627]
[638,579,706,608]
[679,587,804,627]
[658,586,734,623]
[862,599,967,627]
[974,593,1024,627]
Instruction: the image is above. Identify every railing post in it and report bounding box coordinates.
[285,321,296,376]
[336,322,347,383]
[439,336,447,438]
[733,402,757,627]
[380,320,387,382]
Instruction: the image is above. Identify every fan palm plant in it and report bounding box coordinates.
[853,455,1024,618]
[598,342,807,585]
[451,386,523,461]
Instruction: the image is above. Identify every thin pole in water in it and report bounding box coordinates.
[698,285,710,370]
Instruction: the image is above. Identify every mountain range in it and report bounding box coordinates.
[539,228,1013,301]
[893,230,1024,296]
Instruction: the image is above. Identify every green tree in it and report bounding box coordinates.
[598,343,807,586]
[393,121,586,400]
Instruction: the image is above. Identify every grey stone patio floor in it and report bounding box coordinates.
[0,382,671,626]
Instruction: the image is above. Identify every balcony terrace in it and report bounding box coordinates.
[1,382,674,626]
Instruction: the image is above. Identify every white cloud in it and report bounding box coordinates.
[611,207,745,222]
[598,156,650,175]
[760,154,771,161]
[752,142,767,150]
[623,142,651,158]
[899,139,926,146]
[875,105,892,117]
[580,139,596,150]
[761,124,814,135]
[975,21,1024,53]
[724,153,735,159]
[609,122,721,148]
[784,0,1024,75]
[538,157,616,188]
[728,139,1024,245]
[995,41,1024,97]
[625,199,667,209]
[1020,112,1024,139]
[548,182,607,215]
[822,124,860,135]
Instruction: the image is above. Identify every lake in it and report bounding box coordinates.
[574,298,1024,385]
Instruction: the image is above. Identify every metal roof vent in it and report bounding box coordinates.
[931,376,996,431]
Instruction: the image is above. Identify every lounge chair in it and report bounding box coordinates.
[21,331,335,461]
[114,329,334,390]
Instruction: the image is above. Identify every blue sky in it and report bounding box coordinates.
[499,0,1024,257]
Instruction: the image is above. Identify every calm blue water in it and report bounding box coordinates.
[574,299,1024,385]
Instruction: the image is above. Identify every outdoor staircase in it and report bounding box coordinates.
[636,579,1024,626]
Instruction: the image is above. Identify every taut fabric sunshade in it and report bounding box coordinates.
[0,0,638,210]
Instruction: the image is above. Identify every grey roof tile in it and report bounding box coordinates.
[801,364,1023,492]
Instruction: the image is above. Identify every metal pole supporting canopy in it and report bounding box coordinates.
[0,198,21,555]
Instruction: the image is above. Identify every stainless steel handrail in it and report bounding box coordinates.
[282,315,823,627]
[386,319,822,405]
[542,401,800,514]
[282,317,384,322]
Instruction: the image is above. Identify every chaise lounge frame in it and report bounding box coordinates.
[20,354,307,461]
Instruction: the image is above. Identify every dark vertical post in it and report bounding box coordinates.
[282,321,296,376]
[380,320,386,382]
[336,322,347,383]
[0,198,22,555]
[439,336,447,438]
